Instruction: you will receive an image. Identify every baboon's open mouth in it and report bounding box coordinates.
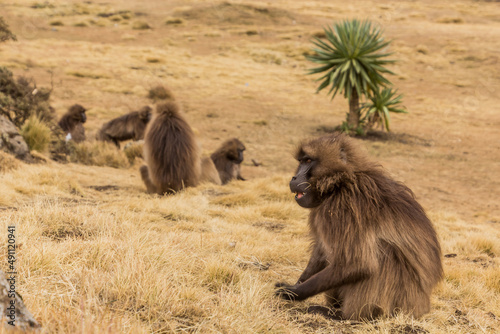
[295,192,305,199]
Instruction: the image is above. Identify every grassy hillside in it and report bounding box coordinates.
[0,0,499,333]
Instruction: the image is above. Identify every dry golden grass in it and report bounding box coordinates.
[0,0,499,333]
[0,151,20,174]
[20,116,53,153]
[123,141,144,164]
[69,141,131,168]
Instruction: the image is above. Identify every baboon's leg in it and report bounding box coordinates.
[140,165,158,194]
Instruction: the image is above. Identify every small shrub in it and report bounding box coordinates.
[109,15,122,22]
[120,12,132,20]
[20,116,52,152]
[49,20,64,26]
[437,17,464,24]
[0,16,17,42]
[0,67,54,127]
[146,57,161,63]
[132,21,151,30]
[361,88,407,132]
[148,85,175,100]
[66,69,108,79]
[165,17,184,25]
[311,30,326,39]
[253,120,268,126]
[70,141,130,168]
[73,22,88,27]
[31,2,55,9]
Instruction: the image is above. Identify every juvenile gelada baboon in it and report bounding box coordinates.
[211,138,246,185]
[97,106,152,148]
[141,102,221,194]
[58,104,87,143]
[275,133,443,320]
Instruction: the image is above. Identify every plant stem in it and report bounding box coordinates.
[348,88,360,128]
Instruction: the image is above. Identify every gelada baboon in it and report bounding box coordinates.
[58,104,87,143]
[276,133,443,320]
[210,138,246,185]
[140,101,201,194]
[97,106,152,148]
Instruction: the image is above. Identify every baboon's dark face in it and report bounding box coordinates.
[71,105,87,123]
[139,106,153,122]
[227,140,245,164]
[290,154,322,208]
[80,111,87,123]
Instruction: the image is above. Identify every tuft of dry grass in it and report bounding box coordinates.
[123,141,143,164]
[73,21,88,27]
[49,20,64,26]
[165,17,184,25]
[69,141,130,168]
[132,20,151,30]
[437,17,464,24]
[20,116,52,153]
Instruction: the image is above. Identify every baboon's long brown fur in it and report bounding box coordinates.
[97,106,152,148]
[210,138,246,185]
[279,133,443,320]
[141,102,200,195]
[58,104,87,143]
[200,157,222,185]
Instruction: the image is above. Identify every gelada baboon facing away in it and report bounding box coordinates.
[275,133,443,320]
[58,104,87,143]
[211,138,246,185]
[97,106,152,148]
[141,102,221,194]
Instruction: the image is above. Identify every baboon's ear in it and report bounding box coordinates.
[340,147,347,164]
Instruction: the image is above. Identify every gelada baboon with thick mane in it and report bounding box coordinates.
[141,101,222,194]
[58,104,87,143]
[211,138,246,185]
[97,106,152,148]
[276,133,443,320]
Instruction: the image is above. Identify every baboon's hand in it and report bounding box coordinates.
[275,282,299,301]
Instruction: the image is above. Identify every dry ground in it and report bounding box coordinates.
[0,0,499,333]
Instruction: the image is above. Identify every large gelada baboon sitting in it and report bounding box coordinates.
[140,102,221,194]
[275,133,443,320]
[58,104,87,143]
[97,106,152,148]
